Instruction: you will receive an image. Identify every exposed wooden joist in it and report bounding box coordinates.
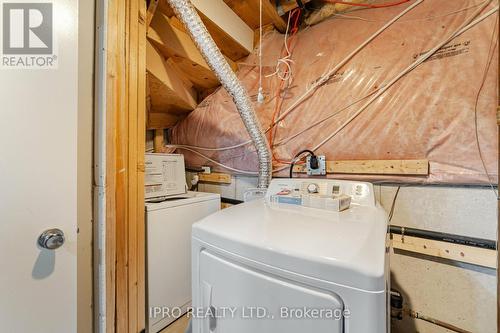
[147,111,181,129]
[168,16,240,71]
[190,0,254,60]
[157,0,175,17]
[148,12,219,89]
[392,234,496,269]
[223,0,286,32]
[293,159,429,175]
[147,40,198,113]
[146,0,160,28]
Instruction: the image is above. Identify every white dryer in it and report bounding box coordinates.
[191,179,389,333]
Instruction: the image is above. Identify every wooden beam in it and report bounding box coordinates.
[147,111,181,129]
[188,0,254,60]
[146,0,159,28]
[157,0,175,17]
[392,234,496,269]
[168,16,240,71]
[223,0,286,32]
[148,12,219,89]
[198,172,232,184]
[147,40,198,112]
[293,159,429,175]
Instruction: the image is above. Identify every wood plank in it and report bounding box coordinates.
[147,111,181,129]
[223,0,286,32]
[146,0,159,28]
[136,1,147,329]
[158,0,175,17]
[191,0,254,54]
[148,12,219,89]
[105,0,119,331]
[392,234,496,269]
[198,172,232,184]
[114,0,128,330]
[166,5,252,60]
[154,129,165,153]
[293,159,429,175]
[147,40,198,112]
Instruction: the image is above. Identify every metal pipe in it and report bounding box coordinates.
[390,225,497,250]
[165,0,272,189]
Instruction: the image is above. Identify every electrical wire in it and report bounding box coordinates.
[168,2,498,177]
[289,149,316,178]
[257,0,264,103]
[472,15,498,199]
[310,3,498,153]
[323,0,411,9]
[167,0,422,155]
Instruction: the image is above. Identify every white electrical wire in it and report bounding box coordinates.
[266,8,295,82]
[257,0,265,103]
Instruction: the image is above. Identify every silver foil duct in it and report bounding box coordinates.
[166,0,272,188]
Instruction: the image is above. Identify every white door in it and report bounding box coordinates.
[0,0,79,332]
[196,251,344,333]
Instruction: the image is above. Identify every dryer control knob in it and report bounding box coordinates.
[307,183,319,194]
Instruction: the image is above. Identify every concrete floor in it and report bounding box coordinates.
[159,315,189,333]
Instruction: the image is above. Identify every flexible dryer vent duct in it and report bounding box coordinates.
[166,0,272,188]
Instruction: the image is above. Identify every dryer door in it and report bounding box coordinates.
[195,250,344,333]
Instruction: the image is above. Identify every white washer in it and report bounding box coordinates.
[146,191,220,333]
[191,179,389,333]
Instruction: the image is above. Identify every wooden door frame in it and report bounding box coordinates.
[99,0,147,332]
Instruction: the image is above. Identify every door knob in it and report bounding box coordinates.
[38,229,65,250]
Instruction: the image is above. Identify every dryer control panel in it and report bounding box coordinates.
[265,179,375,210]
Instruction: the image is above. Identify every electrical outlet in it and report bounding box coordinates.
[306,155,326,176]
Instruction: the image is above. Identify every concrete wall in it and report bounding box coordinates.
[191,173,497,332]
[78,0,95,332]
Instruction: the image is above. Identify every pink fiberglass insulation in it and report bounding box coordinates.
[170,0,498,184]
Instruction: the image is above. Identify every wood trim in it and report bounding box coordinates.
[105,0,146,331]
[198,172,232,184]
[392,234,496,269]
[293,159,429,175]
[146,0,159,28]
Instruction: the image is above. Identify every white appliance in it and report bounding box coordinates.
[145,153,187,199]
[146,191,220,333]
[191,179,389,333]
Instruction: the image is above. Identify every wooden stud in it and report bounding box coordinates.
[293,159,429,176]
[153,129,165,153]
[392,234,496,269]
[104,0,147,331]
[198,172,232,184]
